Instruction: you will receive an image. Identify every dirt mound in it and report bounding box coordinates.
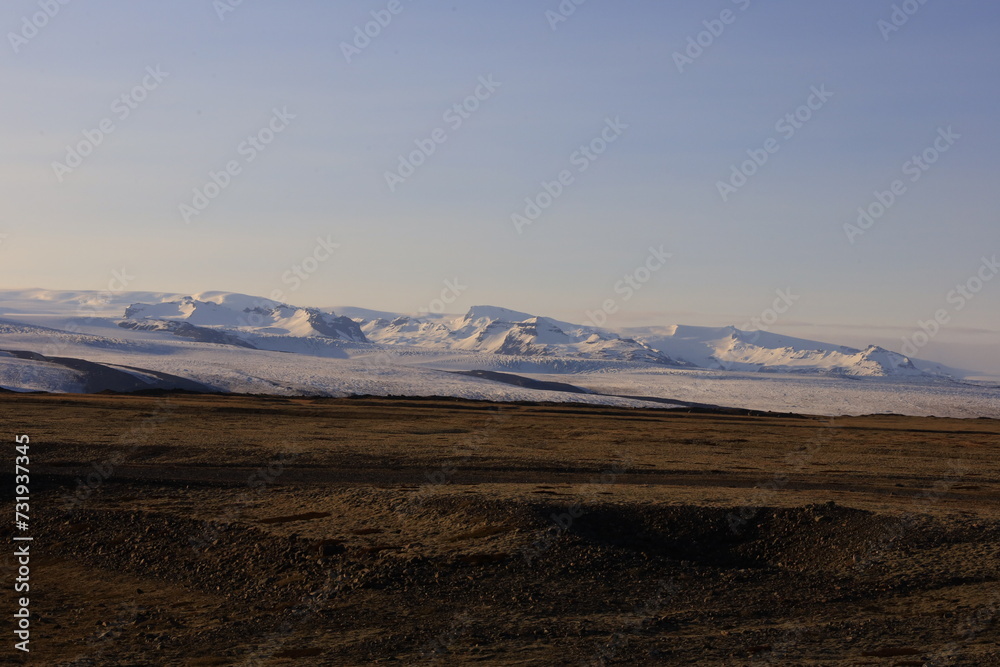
[556,502,891,571]
[16,492,1000,665]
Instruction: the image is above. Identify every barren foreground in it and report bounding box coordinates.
[2,392,999,665]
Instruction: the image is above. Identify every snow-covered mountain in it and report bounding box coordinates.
[1,289,995,418]
[0,289,953,377]
[626,325,932,377]
[122,295,367,344]
[358,305,690,366]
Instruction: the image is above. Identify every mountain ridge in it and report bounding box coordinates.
[0,289,963,378]
[2,289,997,418]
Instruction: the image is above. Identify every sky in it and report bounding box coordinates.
[1,0,998,372]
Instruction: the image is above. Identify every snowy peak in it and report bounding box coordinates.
[302,309,368,342]
[459,305,535,327]
[122,297,367,343]
[629,326,928,377]
[124,297,246,326]
[0,290,949,378]
[357,305,689,366]
[853,345,920,375]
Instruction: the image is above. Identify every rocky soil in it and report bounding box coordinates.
[1,393,997,665]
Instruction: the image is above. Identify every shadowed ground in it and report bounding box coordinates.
[2,392,998,665]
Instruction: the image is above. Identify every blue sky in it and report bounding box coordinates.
[2,0,998,371]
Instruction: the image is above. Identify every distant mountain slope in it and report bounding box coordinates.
[117,319,258,348]
[0,290,995,417]
[0,349,215,393]
[0,289,965,382]
[625,324,933,377]
[121,296,367,347]
[358,306,693,366]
